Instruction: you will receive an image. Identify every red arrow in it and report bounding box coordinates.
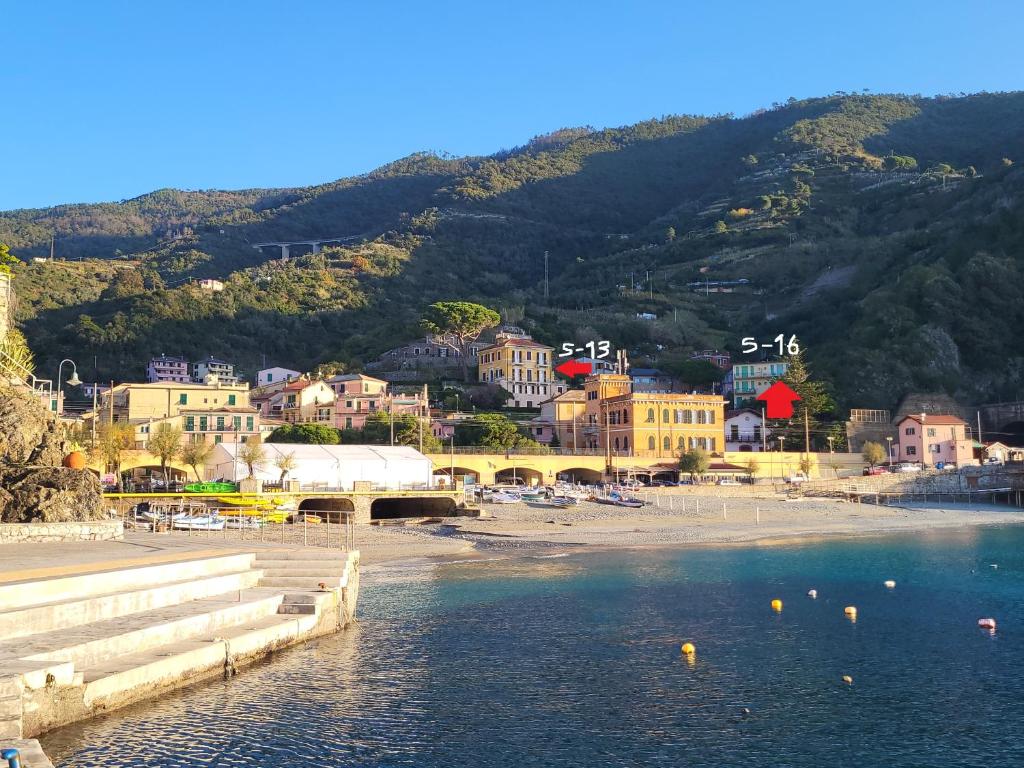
[756,381,801,419]
[555,359,593,378]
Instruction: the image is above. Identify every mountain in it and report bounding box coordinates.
[4,91,1024,412]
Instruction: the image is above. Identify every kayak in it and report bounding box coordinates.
[184,482,237,493]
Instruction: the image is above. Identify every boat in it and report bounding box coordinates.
[222,516,263,530]
[172,515,226,531]
[184,481,237,494]
[548,496,579,508]
[613,497,645,508]
[520,491,547,502]
[490,491,522,504]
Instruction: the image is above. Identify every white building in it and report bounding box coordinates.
[206,443,433,490]
[726,408,767,452]
[193,356,239,385]
[256,366,301,387]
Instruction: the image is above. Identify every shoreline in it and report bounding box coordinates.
[356,498,1024,570]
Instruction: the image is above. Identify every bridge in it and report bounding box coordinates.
[978,401,1024,445]
[251,235,361,260]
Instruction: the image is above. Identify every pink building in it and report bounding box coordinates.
[895,414,974,466]
[327,374,389,430]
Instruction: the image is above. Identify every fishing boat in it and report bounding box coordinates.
[548,496,579,508]
[609,491,645,508]
[490,491,522,504]
[222,516,263,530]
[520,491,547,502]
[172,515,226,531]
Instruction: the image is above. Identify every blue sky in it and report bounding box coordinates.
[4,0,1022,209]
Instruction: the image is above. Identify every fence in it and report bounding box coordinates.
[857,488,1024,509]
[107,496,355,550]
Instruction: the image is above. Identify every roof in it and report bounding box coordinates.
[150,355,188,363]
[327,373,386,383]
[726,408,762,419]
[484,337,552,350]
[898,414,967,426]
[553,389,586,402]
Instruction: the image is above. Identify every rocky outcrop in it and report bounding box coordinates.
[0,384,105,523]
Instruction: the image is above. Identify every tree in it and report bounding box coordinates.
[0,243,20,276]
[274,450,297,486]
[421,301,501,381]
[660,356,724,390]
[93,422,134,491]
[799,455,813,477]
[147,423,183,486]
[0,329,35,376]
[679,448,710,482]
[238,440,266,478]
[665,226,676,242]
[180,440,214,482]
[770,352,835,450]
[548,431,561,448]
[862,441,886,468]
[268,423,339,444]
[714,220,728,234]
[744,456,759,480]
[454,413,539,450]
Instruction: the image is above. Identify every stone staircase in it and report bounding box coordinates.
[0,548,359,742]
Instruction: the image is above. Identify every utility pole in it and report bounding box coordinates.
[761,407,767,452]
[91,383,98,448]
[388,394,394,446]
[543,251,549,301]
[976,410,983,448]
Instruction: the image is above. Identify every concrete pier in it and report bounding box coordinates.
[0,535,359,743]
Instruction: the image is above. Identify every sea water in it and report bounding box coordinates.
[43,525,1024,766]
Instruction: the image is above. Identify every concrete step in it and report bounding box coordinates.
[0,553,256,612]
[80,614,318,707]
[254,549,346,562]
[0,569,264,642]
[2,591,284,670]
[258,576,343,589]
[249,559,348,569]
[259,567,346,578]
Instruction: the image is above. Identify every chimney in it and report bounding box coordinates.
[920,413,927,423]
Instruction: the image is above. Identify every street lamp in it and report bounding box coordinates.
[886,436,894,468]
[57,358,81,415]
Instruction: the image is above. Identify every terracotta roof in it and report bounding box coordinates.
[899,414,967,426]
[487,337,552,349]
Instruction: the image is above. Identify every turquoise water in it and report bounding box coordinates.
[44,526,1024,766]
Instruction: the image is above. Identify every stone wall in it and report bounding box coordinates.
[0,519,123,544]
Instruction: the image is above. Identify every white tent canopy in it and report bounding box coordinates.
[208,443,433,490]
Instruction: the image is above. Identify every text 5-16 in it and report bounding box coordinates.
[741,334,799,355]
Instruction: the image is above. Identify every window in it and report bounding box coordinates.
[931,444,941,453]
[178,393,188,405]
[623,437,629,452]
[614,438,620,451]
[623,410,629,424]
[707,410,715,424]
[906,446,917,456]
[345,417,352,429]
[731,425,739,440]
[233,416,242,431]
[216,416,225,431]
[663,409,670,423]
[227,395,236,406]
[709,438,716,451]
[697,411,707,425]
[214,435,222,444]
[199,416,208,431]
[927,428,936,437]
[526,351,532,361]
[683,410,693,424]
[647,436,656,450]
[246,416,254,431]
[678,436,685,449]
[185,416,195,432]
[663,436,671,451]
[905,427,916,435]
[646,408,655,423]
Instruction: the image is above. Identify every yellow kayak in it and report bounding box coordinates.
[216,495,274,508]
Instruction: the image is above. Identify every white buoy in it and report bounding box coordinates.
[884,580,896,588]
[978,618,997,631]
[807,589,817,599]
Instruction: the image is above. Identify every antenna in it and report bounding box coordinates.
[543,250,549,301]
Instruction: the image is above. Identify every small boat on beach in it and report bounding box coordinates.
[489,491,522,504]
[172,515,226,531]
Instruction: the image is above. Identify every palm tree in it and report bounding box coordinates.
[274,450,297,487]
[181,440,214,482]
[147,424,183,487]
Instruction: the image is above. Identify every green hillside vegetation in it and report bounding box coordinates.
[5,92,1024,412]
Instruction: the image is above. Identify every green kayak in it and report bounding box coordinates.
[184,481,238,493]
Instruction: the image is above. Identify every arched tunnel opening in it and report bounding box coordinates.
[558,468,603,485]
[298,497,355,523]
[370,497,458,520]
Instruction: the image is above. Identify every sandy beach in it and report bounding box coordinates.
[355,495,1024,566]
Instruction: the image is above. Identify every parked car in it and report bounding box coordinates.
[784,473,808,484]
[895,462,922,473]
[717,478,740,486]
[984,457,1003,465]
[863,465,888,476]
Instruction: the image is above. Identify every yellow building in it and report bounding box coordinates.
[579,374,725,459]
[533,390,587,448]
[90,382,255,449]
[100,381,250,423]
[477,333,556,408]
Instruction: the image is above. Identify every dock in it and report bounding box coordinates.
[0,534,359,747]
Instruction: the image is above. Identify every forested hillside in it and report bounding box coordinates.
[4,92,1024,411]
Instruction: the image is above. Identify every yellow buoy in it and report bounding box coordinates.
[842,675,853,685]
[844,606,857,619]
[681,642,696,655]
[771,599,783,612]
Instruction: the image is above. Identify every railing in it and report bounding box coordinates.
[444,446,605,456]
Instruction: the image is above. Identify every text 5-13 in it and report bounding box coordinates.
[741,334,799,356]
[559,341,611,358]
